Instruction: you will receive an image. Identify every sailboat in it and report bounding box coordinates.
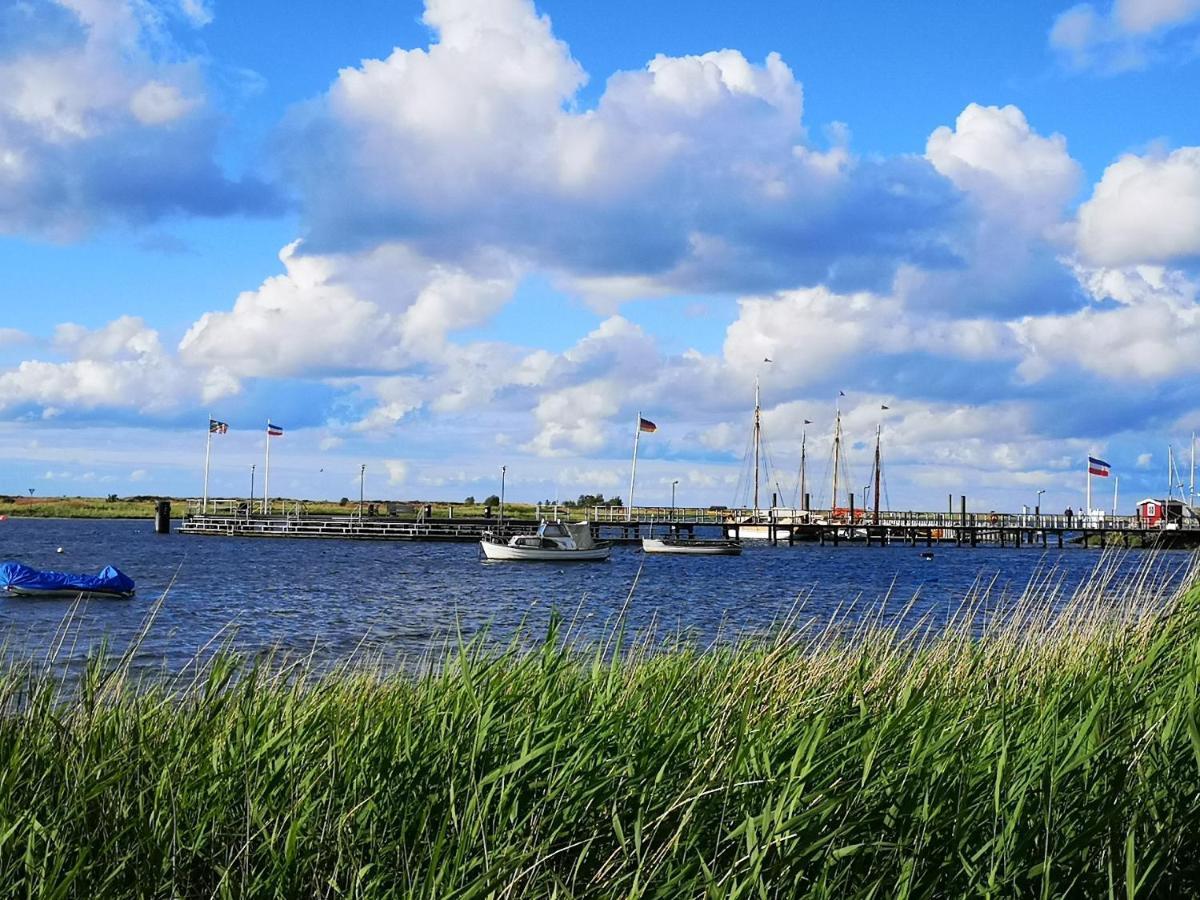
[723,378,810,540]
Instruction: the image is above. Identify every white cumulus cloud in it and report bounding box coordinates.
[1077,147,1200,266]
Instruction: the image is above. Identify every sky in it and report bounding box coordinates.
[2,0,1200,513]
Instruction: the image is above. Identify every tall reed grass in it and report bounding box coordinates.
[0,553,1198,897]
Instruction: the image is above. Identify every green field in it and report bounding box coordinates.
[0,496,549,520]
[2,563,1200,896]
[0,496,160,519]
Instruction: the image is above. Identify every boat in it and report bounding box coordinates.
[642,534,742,555]
[480,521,611,561]
[0,561,135,599]
[724,376,818,539]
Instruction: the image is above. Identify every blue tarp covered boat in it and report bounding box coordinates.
[0,562,135,599]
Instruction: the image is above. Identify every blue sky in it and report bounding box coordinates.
[3,0,1200,512]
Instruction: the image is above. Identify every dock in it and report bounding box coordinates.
[177,501,1200,548]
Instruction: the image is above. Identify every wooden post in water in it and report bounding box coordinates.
[154,500,171,534]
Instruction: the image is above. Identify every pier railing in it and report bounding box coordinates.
[183,499,1199,533]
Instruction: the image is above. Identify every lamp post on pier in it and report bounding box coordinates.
[500,465,507,523]
[1036,489,1045,518]
[359,464,366,520]
[671,479,679,521]
[249,465,255,519]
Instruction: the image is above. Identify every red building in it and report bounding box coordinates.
[1137,498,1192,527]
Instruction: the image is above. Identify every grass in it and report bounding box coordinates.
[1,556,1200,896]
[0,497,162,519]
[0,496,550,520]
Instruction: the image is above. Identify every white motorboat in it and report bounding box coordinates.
[642,535,742,556]
[480,521,611,561]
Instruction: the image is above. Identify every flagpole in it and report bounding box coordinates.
[263,421,271,516]
[1113,474,1119,516]
[626,412,641,521]
[202,416,212,514]
[1086,456,1092,515]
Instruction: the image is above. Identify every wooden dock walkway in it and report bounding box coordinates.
[178,501,1200,548]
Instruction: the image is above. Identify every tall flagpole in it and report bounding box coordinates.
[263,421,271,516]
[202,415,213,514]
[626,412,642,521]
[1113,474,1119,516]
[1085,455,1092,515]
[1191,432,1195,507]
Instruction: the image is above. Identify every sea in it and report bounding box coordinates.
[0,517,1193,676]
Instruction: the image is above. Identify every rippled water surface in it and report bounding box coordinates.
[0,518,1191,673]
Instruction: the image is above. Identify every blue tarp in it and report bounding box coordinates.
[0,561,135,596]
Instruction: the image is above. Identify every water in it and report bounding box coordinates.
[0,518,1191,675]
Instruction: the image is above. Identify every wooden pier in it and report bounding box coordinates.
[178,501,1200,548]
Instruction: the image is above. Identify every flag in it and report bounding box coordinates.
[803,419,812,425]
[267,422,284,437]
[638,417,657,433]
[881,405,890,411]
[208,419,228,434]
[1088,455,1110,477]
[763,357,773,363]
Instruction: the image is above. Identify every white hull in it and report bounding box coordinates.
[727,524,775,541]
[480,541,611,561]
[642,538,741,556]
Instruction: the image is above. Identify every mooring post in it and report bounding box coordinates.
[154,499,171,534]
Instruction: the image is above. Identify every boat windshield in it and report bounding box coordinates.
[540,523,569,538]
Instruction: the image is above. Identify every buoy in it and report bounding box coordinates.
[56,547,64,554]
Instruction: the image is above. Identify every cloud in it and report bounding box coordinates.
[179,241,517,381]
[384,459,409,486]
[278,0,963,297]
[0,328,30,347]
[0,0,276,238]
[1049,0,1200,71]
[926,104,1080,232]
[0,315,213,415]
[1014,267,1200,381]
[1077,147,1200,266]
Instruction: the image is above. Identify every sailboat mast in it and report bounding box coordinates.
[1168,445,1175,500]
[799,429,807,510]
[831,407,841,512]
[752,377,761,513]
[1191,432,1195,507]
[873,423,882,525]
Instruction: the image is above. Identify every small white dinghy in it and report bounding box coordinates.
[642,534,742,556]
[481,521,611,561]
